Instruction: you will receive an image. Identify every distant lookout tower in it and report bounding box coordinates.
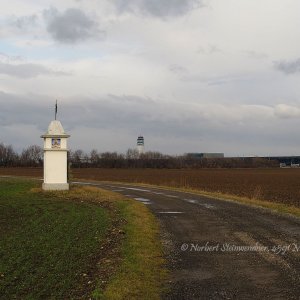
[137,135,145,155]
[41,103,70,190]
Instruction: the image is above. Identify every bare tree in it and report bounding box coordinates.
[20,145,43,167]
[126,148,139,159]
[0,143,18,167]
[70,149,85,167]
[90,149,99,166]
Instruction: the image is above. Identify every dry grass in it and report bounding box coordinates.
[99,196,167,299]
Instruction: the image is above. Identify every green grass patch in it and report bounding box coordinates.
[0,178,110,299]
[0,178,167,299]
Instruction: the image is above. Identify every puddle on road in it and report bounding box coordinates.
[166,195,179,198]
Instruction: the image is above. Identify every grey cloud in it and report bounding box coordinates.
[0,62,69,79]
[114,0,205,18]
[274,58,300,74]
[44,7,102,43]
[0,91,277,138]
[9,14,38,29]
[169,64,188,74]
[0,93,206,142]
[0,91,50,129]
[2,91,300,155]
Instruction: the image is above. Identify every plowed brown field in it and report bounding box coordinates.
[1,167,300,208]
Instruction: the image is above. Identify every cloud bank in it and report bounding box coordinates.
[0,62,69,78]
[44,7,102,43]
[114,0,205,18]
[1,91,300,155]
[274,58,300,75]
[1,0,300,155]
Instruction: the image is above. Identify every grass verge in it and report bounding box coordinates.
[0,178,166,299]
[96,193,167,299]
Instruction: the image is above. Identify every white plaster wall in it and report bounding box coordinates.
[44,150,68,184]
[61,138,67,149]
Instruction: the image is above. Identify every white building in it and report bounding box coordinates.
[41,120,70,190]
[137,135,145,155]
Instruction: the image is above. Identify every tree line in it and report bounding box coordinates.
[0,142,278,168]
[0,143,43,167]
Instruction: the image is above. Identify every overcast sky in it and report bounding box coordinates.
[1,0,300,156]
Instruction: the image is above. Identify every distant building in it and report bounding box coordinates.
[291,163,300,168]
[187,153,225,159]
[248,156,300,167]
[137,136,145,155]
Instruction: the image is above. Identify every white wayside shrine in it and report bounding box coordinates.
[41,120,70,190]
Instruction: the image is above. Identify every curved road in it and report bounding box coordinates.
[79,181,300,299]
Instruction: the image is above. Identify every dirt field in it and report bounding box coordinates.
[1,167,300,208]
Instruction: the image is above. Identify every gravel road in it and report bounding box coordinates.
[72,181,300,299]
